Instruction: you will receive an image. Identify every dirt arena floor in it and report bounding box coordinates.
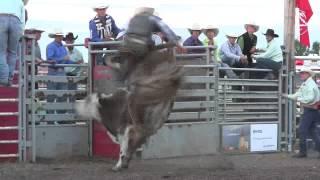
[0,152,320,180]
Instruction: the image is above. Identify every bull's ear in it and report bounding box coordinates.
[98,97,105,105]
[98,93,110,105]
[96,93,103,105]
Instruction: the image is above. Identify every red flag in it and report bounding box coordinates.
[296,0,313,47]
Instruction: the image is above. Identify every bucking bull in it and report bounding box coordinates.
[76,48,184,171]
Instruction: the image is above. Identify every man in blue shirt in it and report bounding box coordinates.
[89,4,120,65]
[46,29,73,114]
[220,32,248,69]
[0,0,25,86]
[89,4,120,42]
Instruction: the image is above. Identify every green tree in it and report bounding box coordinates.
[295,39,307,56]
[311,41,319,55]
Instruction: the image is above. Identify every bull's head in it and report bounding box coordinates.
[75,93,104,121]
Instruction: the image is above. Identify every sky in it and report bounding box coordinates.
[24,0,320,61]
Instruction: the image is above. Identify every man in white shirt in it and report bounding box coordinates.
[0,0,25,86]
[63,32,84,77]
[283,67,320,158]
[252,29,283,79]
[63,32,84,114]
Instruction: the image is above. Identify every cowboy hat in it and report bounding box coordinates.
[92,3,109,10]
[202,25,219,36]
[63,32,78,41]
[188,23,202,34]
[299,67,316,77]
[263,29,279,38]
[24,28,45,34]
[244,22,259,32]
[48,28,64,38]
[225,32,239,38]
[134,7,155,15]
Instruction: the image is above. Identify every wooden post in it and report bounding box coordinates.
[283,0,296,152]
[284,0,296,71]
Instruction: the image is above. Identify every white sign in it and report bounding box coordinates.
[250,124,278,152]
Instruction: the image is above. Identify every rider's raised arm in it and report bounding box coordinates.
[150,16,179,45]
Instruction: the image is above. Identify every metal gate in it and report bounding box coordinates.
[11,38,289,161]
[18,35,92,161]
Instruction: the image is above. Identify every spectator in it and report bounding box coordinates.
[25,28,45,89]
[25,28,45,64]
[89,3,120,65]
[220,32,248,70]
[0,0,25,86]
[46,29,72,114]
[202,25,220,62]
[89,3,120,42]
[63,32,84,114]
[203,25,237,78]
[252,29,283,79]
[237,22,259,67]
[283,67,320,158]
[183,23,205,54]
[63,32,84,77]
[122,7,183,58]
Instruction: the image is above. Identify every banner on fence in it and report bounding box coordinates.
[250,124,278,152]
[222,124,278,153]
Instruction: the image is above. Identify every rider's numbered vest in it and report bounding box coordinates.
[93,15,114,39]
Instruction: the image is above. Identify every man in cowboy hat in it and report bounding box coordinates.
[252,29,282,79]
[202,26,237,79]
[47,28,71,65]
[220,32,247,97]
[24,28,44,89]
[220,32,248,69]
[63,32,84,114]
[89,3,120,42]
[63,32,84,76]
[89,3,120,65]
[283,67,320,158]
[183,23,205,54]
[122,7,182,57]
[46,28,73,114]
[202,25,220,62]
[25,28,45,63]
[237,22,259,67]
[0,0,25,86]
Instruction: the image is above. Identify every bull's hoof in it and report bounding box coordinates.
[112,166,122,172]
[112,163,129,172]
[112,165,128,172]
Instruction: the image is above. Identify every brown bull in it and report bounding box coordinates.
[76,49,184,171]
